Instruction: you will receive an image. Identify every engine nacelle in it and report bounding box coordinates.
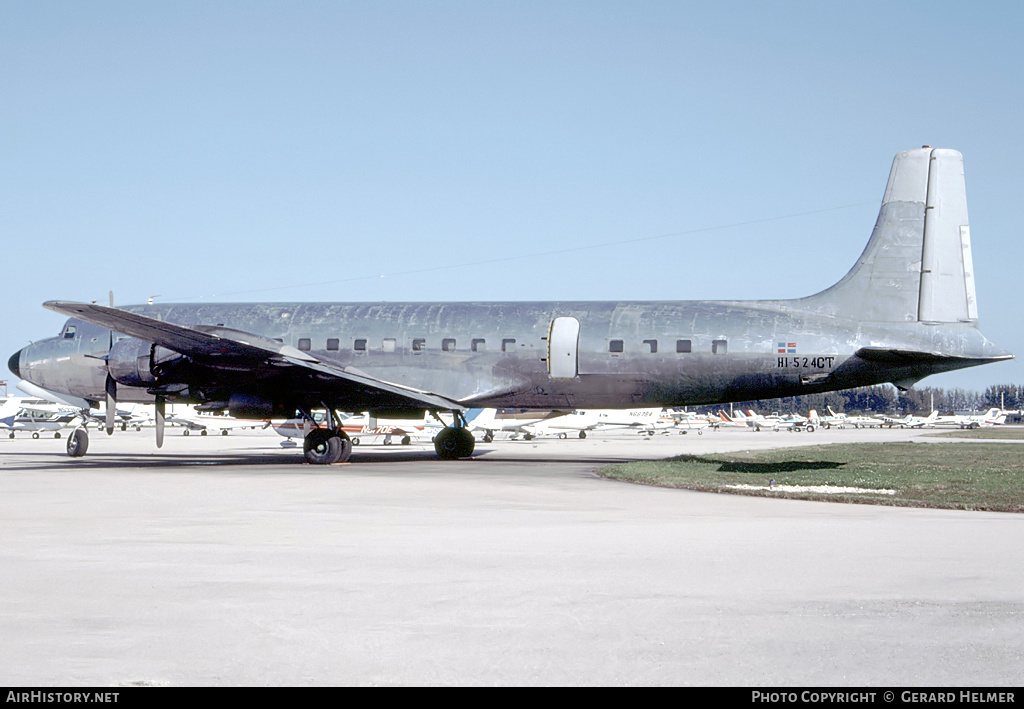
[107,338,185,387]
[228,393,292,420]
[107,337,157,387]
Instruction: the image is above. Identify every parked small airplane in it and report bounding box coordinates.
[743,410,819,432]
[666,410,716,433]
[164,405,266,436]
[932,408,1007,429]
[8,148,1012,463]
[487,407,677,439]
[880,410,939,428]
[717,410,749,428]
[273,410,426,446]
[0,398,78,439]
[822,407,882,429]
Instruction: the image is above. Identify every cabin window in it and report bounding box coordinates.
[471,338,486,352]
[643,339,657,354]
[412,338,426,352]
[609,340,624,353]
[62,325,76,340]
[297,338,311,352]
[676,339,692,353]
[502,338,516,352]
[383,338,396,353]
[354,339,367,352]
[712,339,727,355]
[326,338,339,351]
[442,338,456,352]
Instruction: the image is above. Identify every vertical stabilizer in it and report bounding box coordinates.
[798,148,978,324]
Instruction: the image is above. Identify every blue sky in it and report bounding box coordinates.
[3,1,1022,397]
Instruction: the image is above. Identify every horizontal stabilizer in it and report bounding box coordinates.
[853,347,1011,366]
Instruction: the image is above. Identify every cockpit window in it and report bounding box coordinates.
[62,325,76,340]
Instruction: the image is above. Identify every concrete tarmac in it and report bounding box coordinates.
[1,426,1022,686]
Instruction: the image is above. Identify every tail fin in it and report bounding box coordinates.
[0,398,19,429]
[465,408,496,428]
[800,148,977,324]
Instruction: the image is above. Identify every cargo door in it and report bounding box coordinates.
[547,316,580,379]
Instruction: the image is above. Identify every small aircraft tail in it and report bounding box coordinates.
[465,408,496,429]
[799,148,978,324]
[0,398,19,429]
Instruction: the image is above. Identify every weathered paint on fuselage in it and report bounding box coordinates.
[18,298,1000,412]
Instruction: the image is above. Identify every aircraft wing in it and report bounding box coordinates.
[44,301,464,411]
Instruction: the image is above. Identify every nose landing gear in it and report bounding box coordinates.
[66,428,88,458]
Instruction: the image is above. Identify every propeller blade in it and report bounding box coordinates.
[105,375,116,436]
[155,396,165,448]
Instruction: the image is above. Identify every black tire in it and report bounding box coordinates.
[304,429,344,464]
[579,431,587,439]
[66,429,88,457]
[434,427,475,460]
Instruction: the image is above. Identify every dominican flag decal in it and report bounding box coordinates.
[777,342,797,354]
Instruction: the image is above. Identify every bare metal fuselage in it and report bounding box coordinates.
[16,298,1002,414]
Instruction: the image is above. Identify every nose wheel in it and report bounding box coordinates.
[66,428,89,458]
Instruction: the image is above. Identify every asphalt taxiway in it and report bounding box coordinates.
[1,427,1022,686]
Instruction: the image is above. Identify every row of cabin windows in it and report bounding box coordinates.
[295,337,518,353]
[294,336,727,355]
[608,339,727,354]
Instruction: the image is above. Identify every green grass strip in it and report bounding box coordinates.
[598,442,1024,512]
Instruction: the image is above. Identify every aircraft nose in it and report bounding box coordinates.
[8,349,21,379]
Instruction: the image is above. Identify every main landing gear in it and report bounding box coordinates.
[433,426,475,460]
[303,427,353,465]
[432,410,475,460]
[301,407,353,465]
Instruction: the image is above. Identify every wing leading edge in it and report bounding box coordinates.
[43,301,464,412]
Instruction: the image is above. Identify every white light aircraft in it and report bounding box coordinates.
[822,407,882,429]
[932,408,1008,429]
[880,411,939,428]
